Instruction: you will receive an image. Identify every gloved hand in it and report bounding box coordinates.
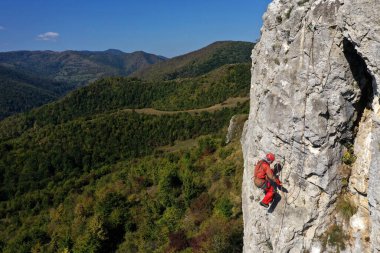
[275,178,282,186]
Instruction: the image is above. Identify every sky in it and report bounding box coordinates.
[0,0,272,58]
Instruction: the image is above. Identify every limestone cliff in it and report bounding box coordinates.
[242,0,380,252]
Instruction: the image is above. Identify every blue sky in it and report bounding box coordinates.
[0,0,272,57]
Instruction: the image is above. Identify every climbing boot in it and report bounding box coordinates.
[259,201,269,208]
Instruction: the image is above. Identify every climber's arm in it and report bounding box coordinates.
[264,165,276,181]
[265,166,282,186]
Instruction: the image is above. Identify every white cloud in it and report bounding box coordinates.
[37,32,59,41]
[0,26,4,30]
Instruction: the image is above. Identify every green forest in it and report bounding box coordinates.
[0,133,246,253]
[0,104,248,252]
[0,66,75,120]
[0,63,250,142]
[0,41,252,252]
[131,41,253,81]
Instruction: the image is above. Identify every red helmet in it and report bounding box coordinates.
[266,153,275,163]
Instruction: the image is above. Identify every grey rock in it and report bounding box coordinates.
[226,115,248,144]
[242,0,380,252]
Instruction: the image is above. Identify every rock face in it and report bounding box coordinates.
[226,115,249,144]
[241,0,380,252]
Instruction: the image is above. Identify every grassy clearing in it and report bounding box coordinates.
[158,138,200,152]
[119,97,249,115]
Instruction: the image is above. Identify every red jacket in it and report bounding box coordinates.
[254,160,276,187]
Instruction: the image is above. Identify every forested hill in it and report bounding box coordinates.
[0,41,253,120]
[0,62,250,141]
[130,41,254,80]
[0,65,74,120]
[0,49,166,87]
[0,50,166,119]
[0,41,252,252]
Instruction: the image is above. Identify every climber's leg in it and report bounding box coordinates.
[261,181,275,205]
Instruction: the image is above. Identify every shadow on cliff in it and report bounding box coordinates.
[268,186,288,213]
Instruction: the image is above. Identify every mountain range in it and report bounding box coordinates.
[0,49,166,119]
[0,41,254,120]
[0,49,166,86]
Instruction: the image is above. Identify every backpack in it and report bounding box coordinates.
[254,160,266,179]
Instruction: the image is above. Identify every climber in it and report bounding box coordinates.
[253,152,282,208]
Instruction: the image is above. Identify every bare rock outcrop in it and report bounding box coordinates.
[226,115,249,144]
[242,0,380,252]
